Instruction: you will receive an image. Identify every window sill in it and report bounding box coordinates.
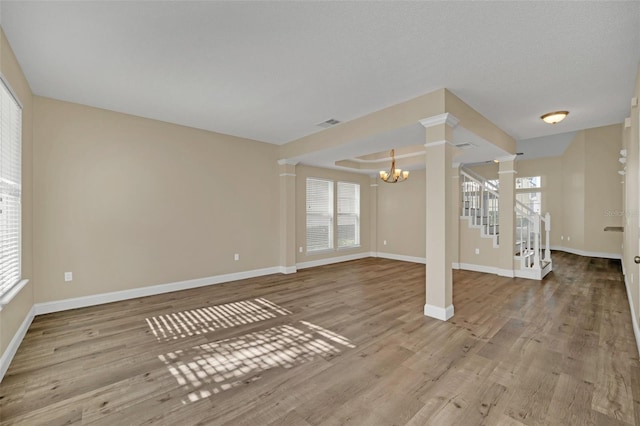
[305,248,335,256]
[0,279,30,312]
[337,245,361,251]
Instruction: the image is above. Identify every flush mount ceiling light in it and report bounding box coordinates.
[540,111,569,124]
[379,149,409,183]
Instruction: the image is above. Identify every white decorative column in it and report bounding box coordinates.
[370,176,378,256]
[278,159,297,274]
[420,113,459,321]
[497,155,517,277]
[451,162,461,269]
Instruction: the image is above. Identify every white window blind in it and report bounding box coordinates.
[0,78,22,298]
[337,182,360,248]
[306,178,333,252]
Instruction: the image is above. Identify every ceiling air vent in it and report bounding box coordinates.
[454,142,475,150]
[317,118,341,128]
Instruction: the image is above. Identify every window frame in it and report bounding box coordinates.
[337,181,361,249]
[0,74,24,302]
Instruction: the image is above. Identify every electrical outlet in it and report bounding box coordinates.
[475,248,480,255]
[299,247,303,253]
[64,272,73,282]
[567,236,571,241]
[561,235,564,240]
[234,253,239,261]
[383,240,387,246]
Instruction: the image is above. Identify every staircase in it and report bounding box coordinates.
[459,167,552,280]
[514,200,553,280]
[461,168,499,247]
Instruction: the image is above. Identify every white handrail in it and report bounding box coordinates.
[460,170,499,239]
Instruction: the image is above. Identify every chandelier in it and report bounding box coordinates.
[379,149,409,183]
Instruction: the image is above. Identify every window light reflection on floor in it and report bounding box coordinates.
[145,298,291,341]
[158,320,356,403]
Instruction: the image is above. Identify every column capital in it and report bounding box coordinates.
[495,154,517,163]
[419,113,459,129]
[277,158,299,166]
[424,140,456,149]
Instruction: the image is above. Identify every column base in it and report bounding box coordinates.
[423,303,454,321]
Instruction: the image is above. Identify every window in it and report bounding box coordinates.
[337,182,360,248]
[0,78,22,298]
[306,178,333,252]
[516,176,541,214]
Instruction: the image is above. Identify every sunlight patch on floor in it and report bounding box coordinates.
[145,298,291,340]
[158,321,355,403]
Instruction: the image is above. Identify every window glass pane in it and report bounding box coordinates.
[337,182,360,248]
[516,176,541,189]
[306,178,333,252]
[516,192,541,214]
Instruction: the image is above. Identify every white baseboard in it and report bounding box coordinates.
[452,262,460,269]
[458,262,499,275]
[375,252,426,264]
[279,266,297,274]
[424,303,454,321]
[514,268,540,280]
[0,305,35,383]
[296,252,374,270]
[549,245,621,260]
[497,268,515,278]
[623,272,640,359]
[34,266,285,316]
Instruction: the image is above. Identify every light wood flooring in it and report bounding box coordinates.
[1,252,639,425]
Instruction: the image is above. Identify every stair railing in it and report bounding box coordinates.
[515,200,551,271]
[460,169,499,238]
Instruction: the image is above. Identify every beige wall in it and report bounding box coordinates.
[583,125,624,253]
[458,219,500,268]
[33,96,280,303]
[0,29,34,360]
[295,165,371,264]
[376,169,426,259]
[562,131,586,250]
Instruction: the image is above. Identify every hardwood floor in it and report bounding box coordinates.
[1,252,639,425]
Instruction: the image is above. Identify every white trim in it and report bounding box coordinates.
[497,170,517,175]
[279,173,296,177]
[514,268,541,280]
[458,262,499,275]
[424,303,454,321]
[0,73,23,109]
[496,154,518,162]
[351,151,424,164]
[497,268,515,278]
[452,262,460,269]
[277,159,298,166]
[419,113,459,129]
[0,279,29,311]
[452,162,461,169]
[34,266,284,315]
[623,272,640,358]
[296,252,374,270]
[376,252,426,264]
[549,245,621,260]
[424,140,455,149]
[279,266,297,274]
[0,305,35,383]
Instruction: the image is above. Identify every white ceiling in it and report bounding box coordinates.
[1,1,639,155]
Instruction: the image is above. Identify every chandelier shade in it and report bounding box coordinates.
[379,149,409,183]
